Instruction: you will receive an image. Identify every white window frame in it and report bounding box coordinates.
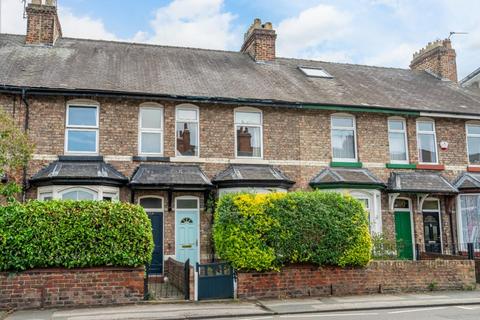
[37,185,119,201]
[466,122,480,166]
[175,104,200,158]
[388,117,409,164]
[422,198,443,253]
[416,118,438,164]
[65,101,99,155]
[331,113,358,162]
[457,193,480,245]
[234,107,263,159]
[138,104,164,156]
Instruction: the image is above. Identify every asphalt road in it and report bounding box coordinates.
[224,305,480,320]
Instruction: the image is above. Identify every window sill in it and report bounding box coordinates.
[330,161,363,168]
[59,155,104,162]
[386,163,416,169]
[133,156,170,162]
[416,164,445,170]
[467,166,480,172]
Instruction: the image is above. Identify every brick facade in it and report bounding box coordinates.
[236,260,476,299]
[0,92,476,264]
[0,267,144,310]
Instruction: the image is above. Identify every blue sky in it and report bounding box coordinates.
[1,0,479,79]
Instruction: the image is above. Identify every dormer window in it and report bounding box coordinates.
[299,66,332,78]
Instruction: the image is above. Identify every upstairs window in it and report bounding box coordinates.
[331,114,357,162]
[466,123,480,165]
[417,119,438,164]
[139,105,163,155]
[65,104,99,154]
[388,118,409,163]
[176,105,199,157]
[235,108,263,158]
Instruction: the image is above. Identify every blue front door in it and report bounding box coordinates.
[149,212,164,274]
[176,211,199,266]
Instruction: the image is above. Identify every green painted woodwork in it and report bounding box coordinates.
[330,161,363,168]
[394,211,414,260]
[386,163,417,169]
[301,104,420,116]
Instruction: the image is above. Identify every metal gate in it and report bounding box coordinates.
[196,262,234,300]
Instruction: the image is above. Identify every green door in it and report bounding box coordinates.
[394,211,413,260]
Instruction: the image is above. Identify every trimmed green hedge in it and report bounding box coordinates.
[213,191,372,271]
[0,201,154,271]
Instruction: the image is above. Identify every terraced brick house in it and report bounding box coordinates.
[3,1,480,272]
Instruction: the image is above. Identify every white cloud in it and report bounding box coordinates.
[363,43,419,68]
[0,0,26,34]
[276,4,352,58]
[0,0,117,40]
[134,0,238,50]
[59,7,117,40]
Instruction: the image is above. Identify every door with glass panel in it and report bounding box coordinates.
[139,197,164,274]
[422,199,442,253]
[175,198,199,266]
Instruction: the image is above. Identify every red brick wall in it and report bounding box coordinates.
[164,258,195,300]
[236,260,476,299]
[0,267,144,311]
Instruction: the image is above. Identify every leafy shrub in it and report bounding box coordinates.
[213,191,372,271]
[0,200,154,271]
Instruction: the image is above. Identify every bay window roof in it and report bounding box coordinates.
[387,172,457,194]
[30,156,128,186]
[453,172,480,190]
[310,167,385,189]
[212,164,294,189]
[130,164,213,190]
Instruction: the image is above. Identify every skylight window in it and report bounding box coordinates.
[299,66,333,78]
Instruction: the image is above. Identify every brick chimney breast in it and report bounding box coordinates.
[240,18,277,62]
[410,39,457,82]
[26,0,62,46]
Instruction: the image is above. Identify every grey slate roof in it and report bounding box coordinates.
[30,159,128,186]
[452,172,480,190]
[212,164,294,188]
[130,164,213,190]
[388,172,457,193]
[2,34,480,114]
[310,167,385,188]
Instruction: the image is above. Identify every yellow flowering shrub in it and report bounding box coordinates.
[213,191,372,271]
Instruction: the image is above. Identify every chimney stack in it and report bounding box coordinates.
[25,0,62,46]
[410,39,457,82]
[240,18,276,62]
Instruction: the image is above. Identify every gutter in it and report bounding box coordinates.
[0,85,431,117]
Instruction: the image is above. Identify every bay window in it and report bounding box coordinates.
[458,194,480,244]
[37,186,119,201]
[65,103,99,154]
[235,108,263,158]
[331,114,357,161]
[139,105,164,155]
[417,119,438,164]
[176,105,199,157]
[466,123,480,165]
[388,118,409,163]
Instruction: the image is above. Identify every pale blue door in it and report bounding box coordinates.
[176,210,199,266]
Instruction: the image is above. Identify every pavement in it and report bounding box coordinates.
[3,290,480,320]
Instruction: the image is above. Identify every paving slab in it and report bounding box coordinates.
[258,290,480,314]
[5,302,269,320]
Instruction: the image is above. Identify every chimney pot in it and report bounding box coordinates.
[410,38,457,82]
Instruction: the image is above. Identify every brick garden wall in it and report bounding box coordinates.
[236,260,476,299]
[164,258,195,300]
[0,267,144,311]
